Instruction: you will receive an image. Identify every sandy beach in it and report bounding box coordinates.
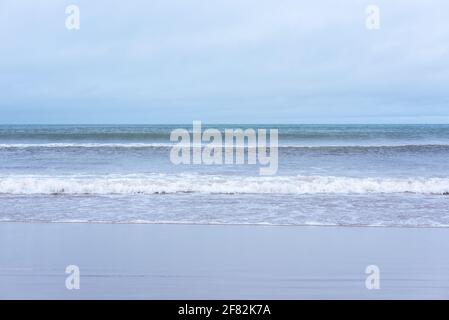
[2,0,449,303]
[1,222,448,299]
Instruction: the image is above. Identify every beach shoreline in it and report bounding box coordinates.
[1,222,448,299]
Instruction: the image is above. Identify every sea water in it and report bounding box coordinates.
[1,124,449,227]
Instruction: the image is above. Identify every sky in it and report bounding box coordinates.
[0,0,448,124]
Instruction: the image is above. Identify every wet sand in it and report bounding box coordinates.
[0,222,448,299]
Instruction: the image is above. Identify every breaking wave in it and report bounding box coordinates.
[1,174,449,195]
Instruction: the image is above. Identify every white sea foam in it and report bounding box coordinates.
[0,174,448,195]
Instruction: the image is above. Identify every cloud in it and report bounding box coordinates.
[0,0,448,123]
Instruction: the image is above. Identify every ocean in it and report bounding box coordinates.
[1,124,449,227]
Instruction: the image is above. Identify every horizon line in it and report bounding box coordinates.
[1,123,449,126]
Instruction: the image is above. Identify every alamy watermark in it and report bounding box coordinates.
[64,5,379,32]
[170,121,278,175]
[65,265,80,290]
[65,5,80,30]
[365,5,380,30]
[365,264,380,290]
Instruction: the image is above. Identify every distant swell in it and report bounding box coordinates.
[1,143,449,150]
[1,174,449,195]
[0,143,170,149]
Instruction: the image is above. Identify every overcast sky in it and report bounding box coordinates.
[1,0,448,123]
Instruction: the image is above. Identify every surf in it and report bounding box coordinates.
[1,174,449,195]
